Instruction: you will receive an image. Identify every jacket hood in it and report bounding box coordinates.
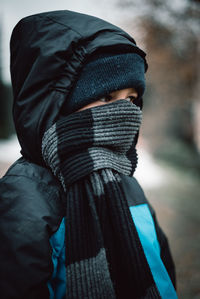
[10,10,147,165]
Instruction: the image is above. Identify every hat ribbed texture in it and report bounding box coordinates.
[63,53,145,115]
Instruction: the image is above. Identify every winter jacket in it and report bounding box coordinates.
[0,10,177,299]
[0,157,176,299]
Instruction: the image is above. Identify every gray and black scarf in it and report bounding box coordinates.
[42,100,161,298]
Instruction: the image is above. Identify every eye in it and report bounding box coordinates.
[125,96,137,103]
[100,95,113,103]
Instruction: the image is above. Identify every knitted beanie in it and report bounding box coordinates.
[63,52,146,115]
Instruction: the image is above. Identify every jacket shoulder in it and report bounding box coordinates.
[2,157,58,185]
[0,157,64,233]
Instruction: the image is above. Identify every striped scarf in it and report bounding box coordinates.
[42,100,161,298]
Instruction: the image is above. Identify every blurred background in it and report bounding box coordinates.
[0,0,199,298]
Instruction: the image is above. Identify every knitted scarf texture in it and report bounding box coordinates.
[42,100,161,298]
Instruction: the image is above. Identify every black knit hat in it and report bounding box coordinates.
[63,52,146,115]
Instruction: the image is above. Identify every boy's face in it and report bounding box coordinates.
[77,87,138,112]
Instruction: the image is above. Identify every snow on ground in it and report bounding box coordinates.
[0,135,167,188]
[135,149,167,189]
[0,135,21,163]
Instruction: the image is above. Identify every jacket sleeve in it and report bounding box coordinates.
[0,171,63,299]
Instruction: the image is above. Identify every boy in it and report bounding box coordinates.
[0,10,177,299]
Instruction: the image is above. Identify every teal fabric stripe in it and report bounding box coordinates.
[48,217,66,299]
[129,204,178,299]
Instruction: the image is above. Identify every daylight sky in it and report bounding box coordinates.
[0,0,135,83]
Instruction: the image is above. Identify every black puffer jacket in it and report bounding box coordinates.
[0,10,176,299]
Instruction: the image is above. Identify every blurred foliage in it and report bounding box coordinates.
[0,21,15,139]
[0,82,14,138]
[155,138,200,177]
[117,0,200,171]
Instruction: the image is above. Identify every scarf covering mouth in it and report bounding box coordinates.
[42,100,161,298]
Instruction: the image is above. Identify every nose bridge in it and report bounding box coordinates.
[115,90,128,99]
